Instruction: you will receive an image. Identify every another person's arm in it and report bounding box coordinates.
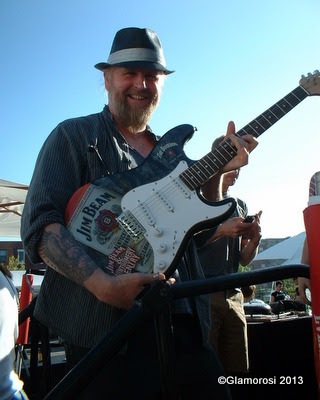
[239,212,262,266]
[201,121,258,201]
[298,238,311,305]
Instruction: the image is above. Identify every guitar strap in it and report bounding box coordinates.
[235,197,247,218]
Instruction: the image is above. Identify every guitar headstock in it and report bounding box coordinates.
[299,70,320,96]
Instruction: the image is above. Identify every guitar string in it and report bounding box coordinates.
[129,178,184,219]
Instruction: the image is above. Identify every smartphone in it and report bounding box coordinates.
[243,215,255,223]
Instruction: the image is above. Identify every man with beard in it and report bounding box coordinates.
[21,27,257,399]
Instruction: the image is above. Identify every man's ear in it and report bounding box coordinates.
[104,71,110,91]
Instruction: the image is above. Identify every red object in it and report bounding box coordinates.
[304,204,320,395]
[65,182,90,223]
[16,274,33,345]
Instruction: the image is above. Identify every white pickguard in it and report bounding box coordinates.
[121,161,234,273]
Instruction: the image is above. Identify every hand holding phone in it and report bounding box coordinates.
[243,215,255,223]
[243,211,263,224]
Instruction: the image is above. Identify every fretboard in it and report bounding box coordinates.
[180,85,309,190]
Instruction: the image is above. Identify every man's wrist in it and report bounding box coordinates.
[249,235,262,247]
[84,268,112,302]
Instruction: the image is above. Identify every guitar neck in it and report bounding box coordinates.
[180,85,309,190]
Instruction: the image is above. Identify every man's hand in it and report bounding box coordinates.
[298,277,312,306]
[221,121,258,173]
[243,211,262,242]
[85,269,168,310]
[217,217,253,238]
[206,212,261,244]
[214,211,261,239]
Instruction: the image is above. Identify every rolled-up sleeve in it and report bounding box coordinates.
[21,120,88,263]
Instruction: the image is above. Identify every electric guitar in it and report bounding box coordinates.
[65,71,320,278]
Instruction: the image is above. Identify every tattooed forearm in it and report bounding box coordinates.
[38,224,98,285]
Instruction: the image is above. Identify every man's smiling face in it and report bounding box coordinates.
[104,66,165,132]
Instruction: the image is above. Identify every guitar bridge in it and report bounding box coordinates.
[117,210,146,243]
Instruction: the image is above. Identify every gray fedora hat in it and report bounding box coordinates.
[94,27,174,74]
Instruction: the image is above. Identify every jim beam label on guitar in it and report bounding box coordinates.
[156,142,179,160]
[66,184,154,275]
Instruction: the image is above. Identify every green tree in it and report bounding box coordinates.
[282,278,296,298]
[238,264,252,273]
[7,256,25,271]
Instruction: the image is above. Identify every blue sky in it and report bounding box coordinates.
[1,0,320,239]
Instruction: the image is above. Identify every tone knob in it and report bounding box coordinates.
[157,244,167,253]
[156,260,166,272]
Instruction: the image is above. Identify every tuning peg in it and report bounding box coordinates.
[314,70,320,75]
[308,72,313,76]
[301,74,305,78]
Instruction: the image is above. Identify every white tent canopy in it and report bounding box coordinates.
[0,179,28,238]
[253,231,306,265]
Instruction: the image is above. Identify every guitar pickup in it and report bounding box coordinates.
[155,191,174,212]
[117,210,146,243]
[138,202,156,226]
